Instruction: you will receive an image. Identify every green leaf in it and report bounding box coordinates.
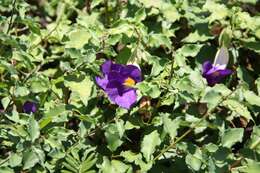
[185,154,202,171]
[99,157,131,173]
[236,0,258,4]
[149,56,168,76]
[178,44,203,57]
[162,113,181,139]
[247,126,260,153]
[116,47,131,64]
[243,41,260,54]
[105,124,123,151]
[30,76,50,93]
[135,8,146,22]
[0,167,14,173]
[138,0,161,8]
[148,33,171,49]
[120,151,142,163]
[222,99,252,121]
[219,27,232,47]
[162,4,180,23]
[141,130,161,162]
[183,29,213,43]
[244,91,260,106]
[9,153,22,167]
[243,162,260,173]
[201,88,222,110]
[66,29,91,49]
[203,0,229,23]
[23,150,39,170]
[222,128,244,148]
[64,74,93,106]
[137,82,161,99]
[1,97,10,110]
[14,86,29,97]
[257,78,260,96]
[40,104,67,129]
[28,116,40,142]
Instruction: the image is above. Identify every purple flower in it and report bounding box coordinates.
[202,47,232,86]
[95,60,142,109]
[202,61,232,86]
[23,101,37,114]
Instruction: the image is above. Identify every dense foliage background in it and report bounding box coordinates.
[1,0,260,172]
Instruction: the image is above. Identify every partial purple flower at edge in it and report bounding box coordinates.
[202,61,232,86]
[23,101,37,114]
[95,60,142,109]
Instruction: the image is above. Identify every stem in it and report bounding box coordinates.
[6,0,17,34]
[168,50,176,85]
[29,19,61,50]
[23,60,45,82]
[153,112,209,161]
[153,88,236,162]
[104,0,109,27]
[229,137,260,171]
[128,27,141,63]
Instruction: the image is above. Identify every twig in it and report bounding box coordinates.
[229,138,260,171]
[6,0,17,34]
[153,88,236,162]
[23,60,45,82]
[29,20,61,50]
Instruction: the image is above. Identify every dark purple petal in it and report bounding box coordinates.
[111,63,123,72]
[218,69,232,76]
[95,76,108,90]
[206,76,221,86]
[107,72,124,83]
[107,88,137,109]
[106,80,121,89]
[203,69,232,86]
[202,61,213,75]
[123,65,142,83]
[23,101,37,114]
[101,60,112,75]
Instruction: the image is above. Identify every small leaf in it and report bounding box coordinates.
[247,126,260,153]
[222,128,244,148]
[116,47,131,64]
[66,30,91,49]
[185,154,202,171]
[28,116,40,142]
[162,113,181,139]
[222,99,252,121]
[23,150,39,170]
[105,124,123,151]
[14,86,29,97]
[162,4,180,23]
[178,44,203,57]
[244,91,260,107]
[141,130,161,162]
[9,153,22,167]
[135,8,146,22]
[64,74,93,106]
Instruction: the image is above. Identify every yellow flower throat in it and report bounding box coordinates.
[124,77,136,87]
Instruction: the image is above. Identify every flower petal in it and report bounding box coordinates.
[202,61,213,75]
[213,47,229,68]
[95,76,108,90]
[23,101,37,114]
[107,88,137,109]
[203,68,232,86]
[123,65,142,82]
[101,60,112,75]
[219,69,232,76]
